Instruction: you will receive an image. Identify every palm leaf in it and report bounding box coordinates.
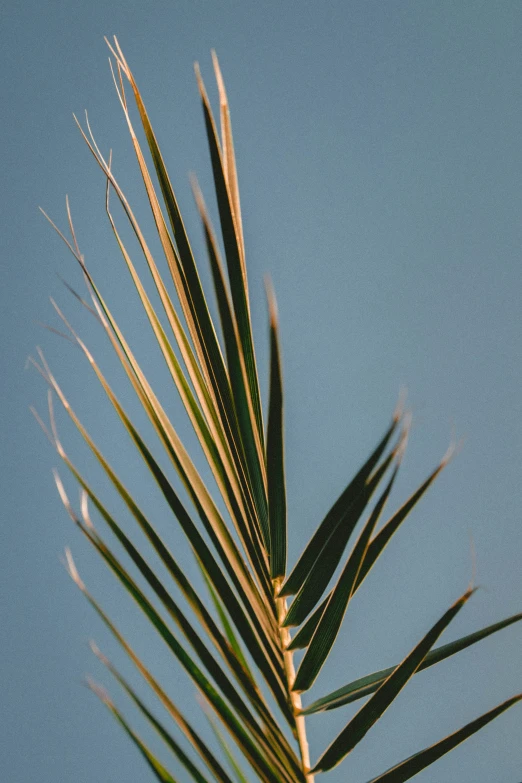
[282,446,399,628]
[266,283,287,579]
[91,644,211,783]
[366,694,522,783]
[192,178,269,577]
[88,681,180,783]
[195,62,268,539]
[293,466,399,692]
[203,702,251,783]
[354,446,454,593]
[279,415,400,600]
[104,63,264,584]
[36,37,520,783]
[312,589,475,772]
[65,540,290,783]
[64,551,234,783]
[39,350,287,710]
[302,611,522,714]
[199,562,254,680]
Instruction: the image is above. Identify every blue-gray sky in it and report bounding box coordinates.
[2,2,521,781]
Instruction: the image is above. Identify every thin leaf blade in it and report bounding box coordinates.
[266,284,287,579]
[280,414,400,598]
[88,681,180,783]
[302,612,522,714]
[366,694,522,783]
[355,447,454,594]
[92,645,210,783]
[312,588,475,772]
[283,449,398,628]
[293,467,399,692]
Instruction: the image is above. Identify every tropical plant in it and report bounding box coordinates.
[34,38,520,782]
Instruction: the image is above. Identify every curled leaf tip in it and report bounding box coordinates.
[393,387,408,421]
[441,440,457,468]
[396,412,412,462]
[53,469,73,514]
[86,677,112,706]
[88,639,100,655]
[212,51,227,105]
[63,547,85,591]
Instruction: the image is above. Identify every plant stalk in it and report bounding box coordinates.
[275,585,314,783]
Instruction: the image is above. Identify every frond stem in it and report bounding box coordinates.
[275,582,314,783]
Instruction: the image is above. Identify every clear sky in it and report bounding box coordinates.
[1,2,521,781]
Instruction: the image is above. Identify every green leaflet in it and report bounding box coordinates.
[289,449,447,648]
[266,285,287,579]
[199,562,254,679]
[195,63,268,541]
[88,681,180,783]
[366,694,522,783]
[204,705,251,783]
[287,464,399,652]
[197,561,303,776]
[280,416,399,599]
[312,588,475,772]
[41,348,288,717]
[67,557,234,783]
[92,645,211,783]
[68,536,287,783]
[211,51,245,269]
[354,451,453,594]
[286,599,328,651]
[192,179,270,581]
[293,467,399,692]
[302,612,522,714]
[196,58,264,445]
[283,449,397,628]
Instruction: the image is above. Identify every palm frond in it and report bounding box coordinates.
[36,37,520,783]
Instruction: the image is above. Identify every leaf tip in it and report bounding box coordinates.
[393,386,408,422]
[63,547,85,591]
[264,276,278,327]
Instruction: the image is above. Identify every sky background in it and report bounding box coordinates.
[1,2,522,781]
